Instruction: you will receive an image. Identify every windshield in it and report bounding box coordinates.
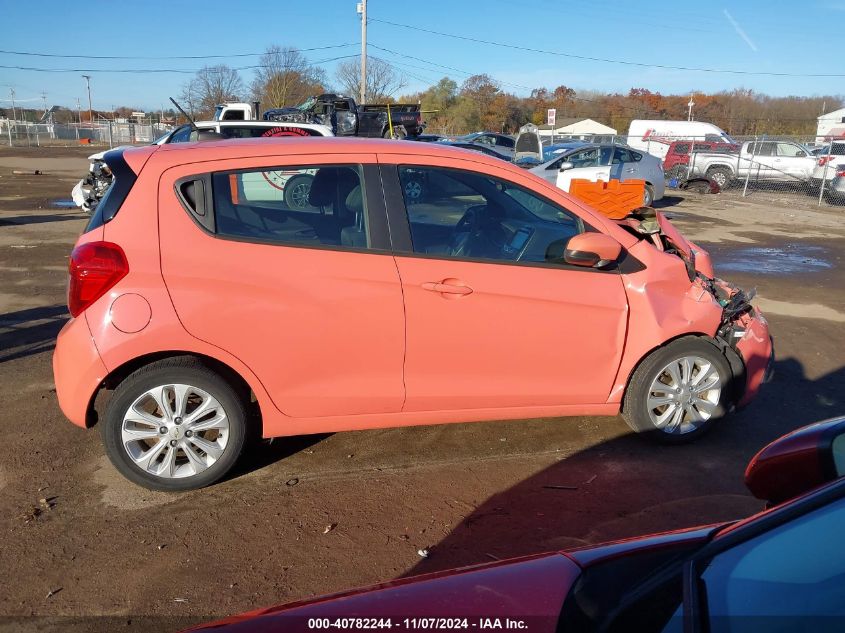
[297,97,316,111]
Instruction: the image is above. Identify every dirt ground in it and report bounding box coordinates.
[0,145,843,632]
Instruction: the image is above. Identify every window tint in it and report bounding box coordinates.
[612,147,633,164]
[674,143,690,154]
[701,496,845,628]
[750,142,776,156]
[630,151,643,162]
[498,136,515,148]
[211,165,371,250]
[397,166,582,264]
[168,125,193,143]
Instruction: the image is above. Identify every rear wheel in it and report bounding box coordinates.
[643,184,655,207]
[706,166,732,189]
[101,358,248,491]
[283,174,314,210]
[622,338,732,444]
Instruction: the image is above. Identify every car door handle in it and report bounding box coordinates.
[625,168,636,173]
[422,280,473,296]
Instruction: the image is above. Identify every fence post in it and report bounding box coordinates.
[742,136,756,197]
[6,121,11,147]
[818,140,832,206]
[688,138,696,179]
[108,121,113,148]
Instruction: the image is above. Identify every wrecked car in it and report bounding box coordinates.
[53,137,772,491]
[263,93,425,139]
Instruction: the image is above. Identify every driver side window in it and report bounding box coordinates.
[397,166,583,265]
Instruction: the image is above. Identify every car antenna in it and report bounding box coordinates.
[169,97,197,131]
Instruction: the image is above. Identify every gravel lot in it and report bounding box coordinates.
[0,145,843,632]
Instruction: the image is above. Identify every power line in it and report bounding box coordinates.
[369,17,845,78]
[0,43,358,60]
[0,54,360,74]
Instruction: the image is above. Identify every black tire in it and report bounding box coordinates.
[383,126,407,140]
[101,357,248,491]
[283,174,314,210]
[643,184,655,207]
[622,337,733,444]
[706,166,732,189]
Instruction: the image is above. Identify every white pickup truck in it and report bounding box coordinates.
[689,140,817,188]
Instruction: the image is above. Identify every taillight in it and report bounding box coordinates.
[68,241,129,317]
[818,156,836,166]
[836,167,845,177]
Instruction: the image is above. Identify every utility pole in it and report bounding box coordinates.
[358,0,367,104]
[76,98,82,124]
[41,91,47,119]
[687,93,695,122]
[9,88,16,121]
[82,74,93,125]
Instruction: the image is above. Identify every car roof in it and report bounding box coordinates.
[146,136,519,170]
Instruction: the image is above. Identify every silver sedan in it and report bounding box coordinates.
[528,144,665,206]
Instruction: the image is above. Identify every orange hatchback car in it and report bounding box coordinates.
[53,137,773,490]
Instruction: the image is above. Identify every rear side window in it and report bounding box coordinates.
[210,165,372,250]
[85,149,137,233]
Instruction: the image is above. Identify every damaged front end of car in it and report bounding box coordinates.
[618,208,774,409]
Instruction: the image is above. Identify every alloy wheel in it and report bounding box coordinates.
[121,384,230,479]
[646,356,722,435]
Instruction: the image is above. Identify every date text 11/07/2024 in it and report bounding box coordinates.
[307,618,530,630]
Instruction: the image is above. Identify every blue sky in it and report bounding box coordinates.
[0,0,841,112]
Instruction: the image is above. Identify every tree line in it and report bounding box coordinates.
[4,46,840,137]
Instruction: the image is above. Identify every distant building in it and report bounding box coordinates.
[538,118,617,141]
[817,107,845,142]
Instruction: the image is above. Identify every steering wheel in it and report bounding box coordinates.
[448,205,484,257]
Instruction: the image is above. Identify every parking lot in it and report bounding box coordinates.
[0,145,843,629]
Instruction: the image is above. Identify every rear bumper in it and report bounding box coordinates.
[734,310,774,407]
[52,314,108,428]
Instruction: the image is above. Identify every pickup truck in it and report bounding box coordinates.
[262,94,425,139]
[689,140,817,188]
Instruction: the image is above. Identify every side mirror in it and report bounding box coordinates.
[558,161,574,172]
[745,416,845,506]
[546,233,622,268]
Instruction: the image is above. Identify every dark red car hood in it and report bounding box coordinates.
[186,553,580,632]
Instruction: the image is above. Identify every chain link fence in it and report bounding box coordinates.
[0,118,172,148]
[541,132,842,208]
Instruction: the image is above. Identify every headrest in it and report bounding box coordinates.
[307,167,359,207]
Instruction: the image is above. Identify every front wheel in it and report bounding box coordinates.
[622,338,733,444]
[101,358,248,491]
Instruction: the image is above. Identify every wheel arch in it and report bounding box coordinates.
[619,333,746,407]
[705,163,734,175]
[85,351,261,428]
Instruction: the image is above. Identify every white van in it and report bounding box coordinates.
[627,120,736,159]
